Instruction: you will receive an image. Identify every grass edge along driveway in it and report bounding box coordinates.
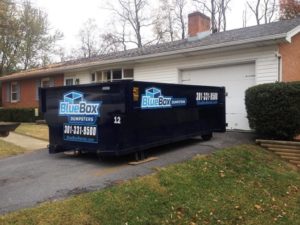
[1,144,300,225]
[0,139,27,159]
[14,123,49,141]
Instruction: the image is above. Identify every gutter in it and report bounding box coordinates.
[0,33,289,82]
[286,25,300,42]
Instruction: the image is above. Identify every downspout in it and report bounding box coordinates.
[275,51,282,82]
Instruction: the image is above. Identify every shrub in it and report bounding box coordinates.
[0,84,2,107]
[0,108,43,122]
[245,82,300,140]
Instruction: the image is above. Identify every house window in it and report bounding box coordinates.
[123,69,134,79]
[95,68,134,82]
[41,78,50,87]
[91,73,96,82]
[65,78,74,86]
[106,71,111,81]
[11,82,20,102]
[112,69,122,80]
[97,71,110,82]
[103,70,111,81]
[36,77,54,101]
[65,78,80,86]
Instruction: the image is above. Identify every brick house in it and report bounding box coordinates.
[1,73,64,108]
[0,12,300,130]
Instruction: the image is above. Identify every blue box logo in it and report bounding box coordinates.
[59,91,101,116]
[63,91,84,104]
[146,88,161,98]
[141,87,187,109]
[59,91,102,144]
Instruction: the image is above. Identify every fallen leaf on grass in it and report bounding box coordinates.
[219,170,225,178]
[254,204,262,210]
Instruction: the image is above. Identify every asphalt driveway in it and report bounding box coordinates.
[0,132,254,215]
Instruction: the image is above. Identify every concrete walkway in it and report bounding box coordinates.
[0,132,48,150]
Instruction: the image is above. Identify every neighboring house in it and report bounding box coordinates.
[1,12,300,130]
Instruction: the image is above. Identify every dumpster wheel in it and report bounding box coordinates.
[134,151,147,161]
[74,150,82,156]
[0,131,9,137]
[96,150,105,161]
[201,133,213,141]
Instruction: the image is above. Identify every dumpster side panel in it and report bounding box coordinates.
[40,81,225,156]
[114,82,225,154]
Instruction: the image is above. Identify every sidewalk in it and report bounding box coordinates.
[0,132,48,150]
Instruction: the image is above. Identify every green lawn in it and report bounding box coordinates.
[14,123,49,141]
[1,145,300,225]
[0,139,27,158]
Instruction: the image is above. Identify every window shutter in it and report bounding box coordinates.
[6,82,10,102]
[16,82,20,101]
[36,79,41,101]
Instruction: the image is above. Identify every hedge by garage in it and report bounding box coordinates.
[245,82,300,140]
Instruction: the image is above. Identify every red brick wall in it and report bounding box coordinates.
[279,33,300,82]
[1,74,64,108]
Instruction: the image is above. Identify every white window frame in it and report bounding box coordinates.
[65,78,74,86]
[65,77,80,86]
[93,68,134,82]
[123,68,134,79]
[91,72,96,82]
[41,77,50,88]
[112,69,122,80]
[11,82,19,102]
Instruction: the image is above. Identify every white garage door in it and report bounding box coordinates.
[182,63,255,130]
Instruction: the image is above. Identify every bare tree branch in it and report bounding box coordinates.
[246,0,277,25]
[105,0,151,48]
[193,0,232,32]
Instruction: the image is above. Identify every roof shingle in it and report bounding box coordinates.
[1,17,300,80]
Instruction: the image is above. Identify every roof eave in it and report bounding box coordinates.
[286,25,300,42]
[0,33,289,82]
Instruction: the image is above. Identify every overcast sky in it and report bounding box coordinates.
[31,0,261,52]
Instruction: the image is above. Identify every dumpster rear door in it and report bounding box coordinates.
[40,82,127,154]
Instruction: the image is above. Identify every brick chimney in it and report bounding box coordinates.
[188,12,211,37]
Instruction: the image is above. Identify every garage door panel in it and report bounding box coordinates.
[182,63,255,130]
[227,114,250,130]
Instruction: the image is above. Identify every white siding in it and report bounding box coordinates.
[62,45,279,86]
[255,55,279,84]
[134,46,279,85]
[133,63,178,83]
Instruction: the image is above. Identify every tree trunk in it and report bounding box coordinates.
[134,0,143,48]
[211,0,216,32]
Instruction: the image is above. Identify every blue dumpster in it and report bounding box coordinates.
[40,80,226,157]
